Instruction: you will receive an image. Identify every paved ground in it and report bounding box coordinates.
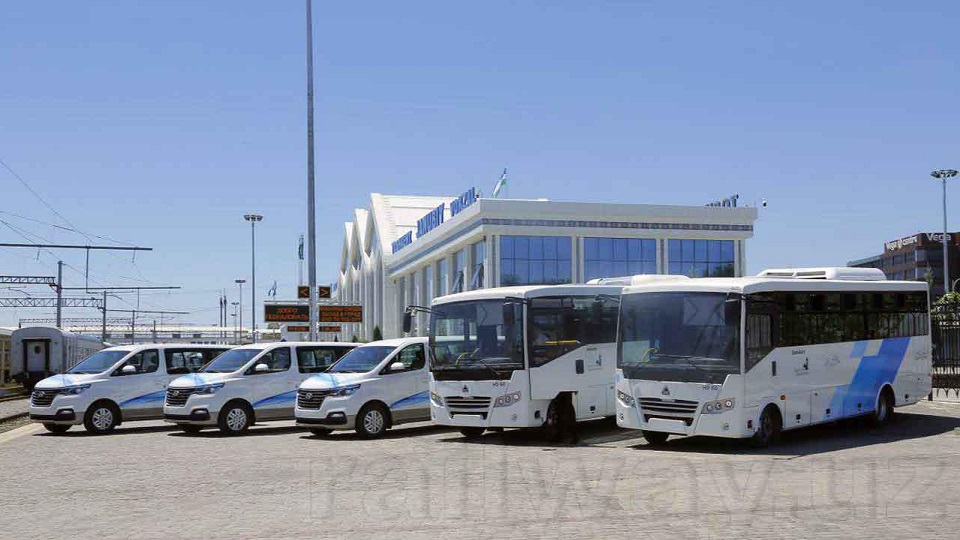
[1,401,960,540]
[0,397,27,422]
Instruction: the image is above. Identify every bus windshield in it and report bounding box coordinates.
[618,292,741,384]
[430,300,524,380]
[67,350,130,374]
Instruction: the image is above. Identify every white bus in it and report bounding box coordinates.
[418,282,627,441]
[614,267,932,447]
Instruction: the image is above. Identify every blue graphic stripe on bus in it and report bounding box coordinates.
[119,390,166,407]
[253,390,297,408]
[850,341,867,359]
[390,391,429,409]
[829,337,910,416]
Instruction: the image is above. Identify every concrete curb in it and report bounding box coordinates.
[0,412,29,424]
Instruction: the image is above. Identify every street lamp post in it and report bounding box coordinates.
[231,301,239,345]
[235,279,246,343]
[931,169,958,296]
[244,214,263,343]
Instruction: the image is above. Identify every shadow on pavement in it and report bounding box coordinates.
[436,416,638,448]
[627,410,960,457]
[35,423,179,437]
[166,423,307,438]
[301,423,456,441]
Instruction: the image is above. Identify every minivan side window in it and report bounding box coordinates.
[297,347,340,373]
[165,350,208,375]
[390,344,425,373]
[115,350,160,375]
[248,347,291,374]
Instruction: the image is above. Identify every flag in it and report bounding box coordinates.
[298,235,304,260]
[492,168,507,198]
[268,281,277,298]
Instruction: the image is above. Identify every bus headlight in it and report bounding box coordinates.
[430,392,444,407]
[702,398,735,414]
[494,391,521,407]
[617,390,635,407]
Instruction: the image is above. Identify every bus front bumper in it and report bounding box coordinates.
[616,401,752,439]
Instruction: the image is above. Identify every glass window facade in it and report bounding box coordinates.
[667,239,735,277]
[437,259,448,297]
[452,249,466,293]
[500,236,572,286]
[584,238,656,280]
[471,240,485,289]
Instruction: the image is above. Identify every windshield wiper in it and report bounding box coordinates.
[457,356,507,378]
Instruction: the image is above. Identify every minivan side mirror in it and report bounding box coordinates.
[402,311,412,333]
[389,361,406,372]
[121,364,137,374]
[254,363,269,373]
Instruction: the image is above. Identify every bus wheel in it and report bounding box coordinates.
[43,423,70,434]
[751,405,782,448]
[641,430,669,445]
[460,427,485,439]
[543,395,575,443]
[868,388,895,428]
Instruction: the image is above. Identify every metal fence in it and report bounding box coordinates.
[931,304,960,397]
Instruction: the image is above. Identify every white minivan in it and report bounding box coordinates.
[163,341,358,435]
[29,344,231,434]
[295,337,430,438]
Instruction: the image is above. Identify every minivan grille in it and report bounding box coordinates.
[165,387,196,407]
[297,389,332,410]
[31,389,60,407]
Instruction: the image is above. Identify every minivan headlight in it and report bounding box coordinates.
[332,384,360,397]
[194,383,224,395]
[60,384,91,396]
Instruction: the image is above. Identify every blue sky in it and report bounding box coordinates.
[1,1,958,328]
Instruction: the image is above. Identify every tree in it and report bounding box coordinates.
[350,334,359,343]
[372,326,383,341]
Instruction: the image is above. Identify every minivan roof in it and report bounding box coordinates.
[230,341,361,350]
[104,343,232,352]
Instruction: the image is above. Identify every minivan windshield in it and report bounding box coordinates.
[67,350,130,374]
[200,348,263,373]
[618,292,741,384]
[328,346,395,373]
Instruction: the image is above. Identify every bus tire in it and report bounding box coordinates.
[544,394,576,443]
[218,401,253,435]
[84,401,120,435]
[43,423,71,434]
[460,427,485,439]
[641,430,669,445]
[309,428,333,437]
[355,403,389,439]
[752,405,782,448]
[868,387,895,428]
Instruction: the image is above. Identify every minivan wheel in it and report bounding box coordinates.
[218,402,252,435]
[355,403,389,439]
[43,423,71,434]
[83,402,119,434]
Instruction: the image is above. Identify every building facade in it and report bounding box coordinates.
[333,191,759,341]
[849,232,960,296]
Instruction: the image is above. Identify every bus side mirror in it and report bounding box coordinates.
[502,305,516,326]
[402,311,412,333]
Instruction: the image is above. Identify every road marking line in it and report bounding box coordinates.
[0,423,42,445]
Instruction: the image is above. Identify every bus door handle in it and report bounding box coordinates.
[575,359,584,374]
